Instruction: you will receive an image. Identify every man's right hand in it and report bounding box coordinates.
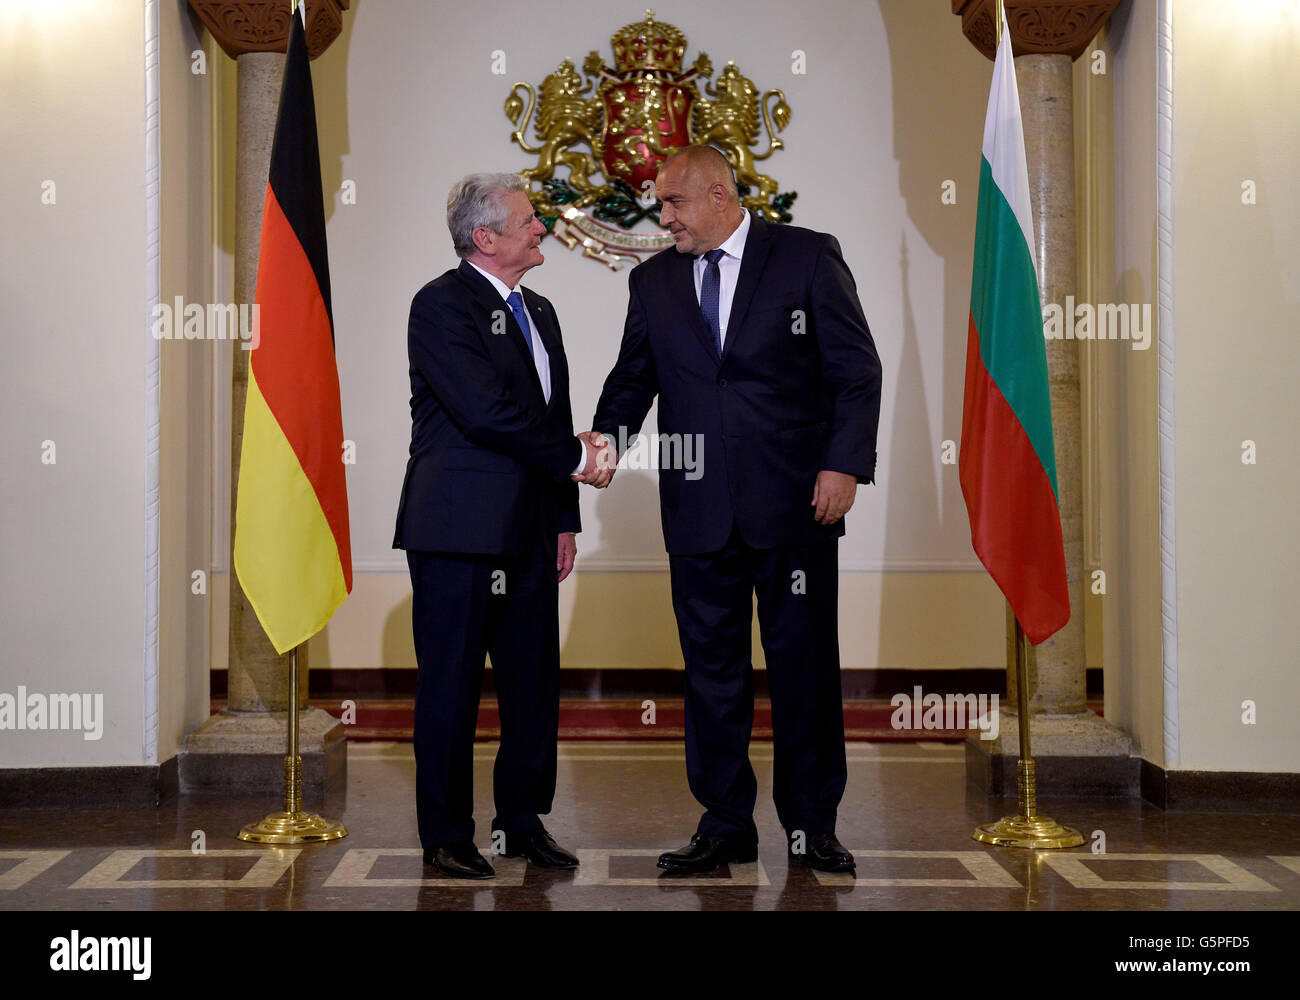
[573,430,618,488]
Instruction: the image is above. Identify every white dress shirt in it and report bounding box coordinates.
[691,208,751,348]
[466,259,586,479]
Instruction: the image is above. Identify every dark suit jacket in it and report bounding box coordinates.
[393,260,582,556]
[592,213,881,555]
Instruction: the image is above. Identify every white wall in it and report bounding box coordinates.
[157,0,217,761]
[0,1,148,765]
[1170,3,1300,772]
[304,0,1008,671]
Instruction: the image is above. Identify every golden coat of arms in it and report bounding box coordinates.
[505,10,795,270]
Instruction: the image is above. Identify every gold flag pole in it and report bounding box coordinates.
[973,615,1082,848]
[239,645,348,843]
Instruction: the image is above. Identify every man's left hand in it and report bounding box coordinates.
[812,471,858,525]
[557,532,577,583]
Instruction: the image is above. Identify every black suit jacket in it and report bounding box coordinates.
[592,213,881,555]
[393,260,582,556]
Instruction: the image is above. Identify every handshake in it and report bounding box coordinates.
[573,430,619,488]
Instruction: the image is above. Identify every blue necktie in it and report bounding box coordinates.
[506,290,533,358]
[699,248,726,357]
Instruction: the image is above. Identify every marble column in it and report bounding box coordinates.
[227,51,305,718]
[1015,52,1086,717]
[180,1,350,795]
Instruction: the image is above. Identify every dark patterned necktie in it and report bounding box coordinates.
[699,248,726,357]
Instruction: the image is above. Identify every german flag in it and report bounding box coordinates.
[234,9,351,654]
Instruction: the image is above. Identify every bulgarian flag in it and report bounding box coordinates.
[234,8,351,654]
[959,26,1069,646]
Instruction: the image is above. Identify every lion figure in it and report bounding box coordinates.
[506,60,604,200]
[692,63,785,204]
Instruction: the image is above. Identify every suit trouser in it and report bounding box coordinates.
[407,536,560,848]
[668,524,847,840]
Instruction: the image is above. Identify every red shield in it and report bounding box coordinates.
[600,76,694,192]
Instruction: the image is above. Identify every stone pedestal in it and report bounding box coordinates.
[179,708,347,795]
[966,711,1138,798]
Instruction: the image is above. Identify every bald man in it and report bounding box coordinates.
[586,146,882,874]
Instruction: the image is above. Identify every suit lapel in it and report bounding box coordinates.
[669,249,722,365]
[721,213,773,364]
[456,260,544,400]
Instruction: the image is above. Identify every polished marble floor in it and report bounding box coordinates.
[2,741,1298,910]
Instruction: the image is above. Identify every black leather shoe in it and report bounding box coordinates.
[423,842,495,879]
[791,832,856,873]
[657,832,758,874]
[498,827,579,869]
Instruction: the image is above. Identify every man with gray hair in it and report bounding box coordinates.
[393,172,611,879]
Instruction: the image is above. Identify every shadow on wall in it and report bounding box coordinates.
[879,233,940,657]
[876,1,990,670]
[1105,263,1153,733]
[559,470,691,671]
[373,470,684,672]
[313,0,359,226]
[381,580,415,669]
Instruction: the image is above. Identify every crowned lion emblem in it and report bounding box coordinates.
[504,10,796,270]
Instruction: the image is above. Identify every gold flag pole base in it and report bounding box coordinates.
[972,814,1084,850]
[238,647,348,845]
[972,759,1083,848]
[972,611,1085,850]
[238,810,348,845]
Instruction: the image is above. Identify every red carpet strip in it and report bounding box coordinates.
[208,698,1103,743]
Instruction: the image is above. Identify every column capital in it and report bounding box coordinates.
[951,0,1120,61]
[188,1,350,60]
